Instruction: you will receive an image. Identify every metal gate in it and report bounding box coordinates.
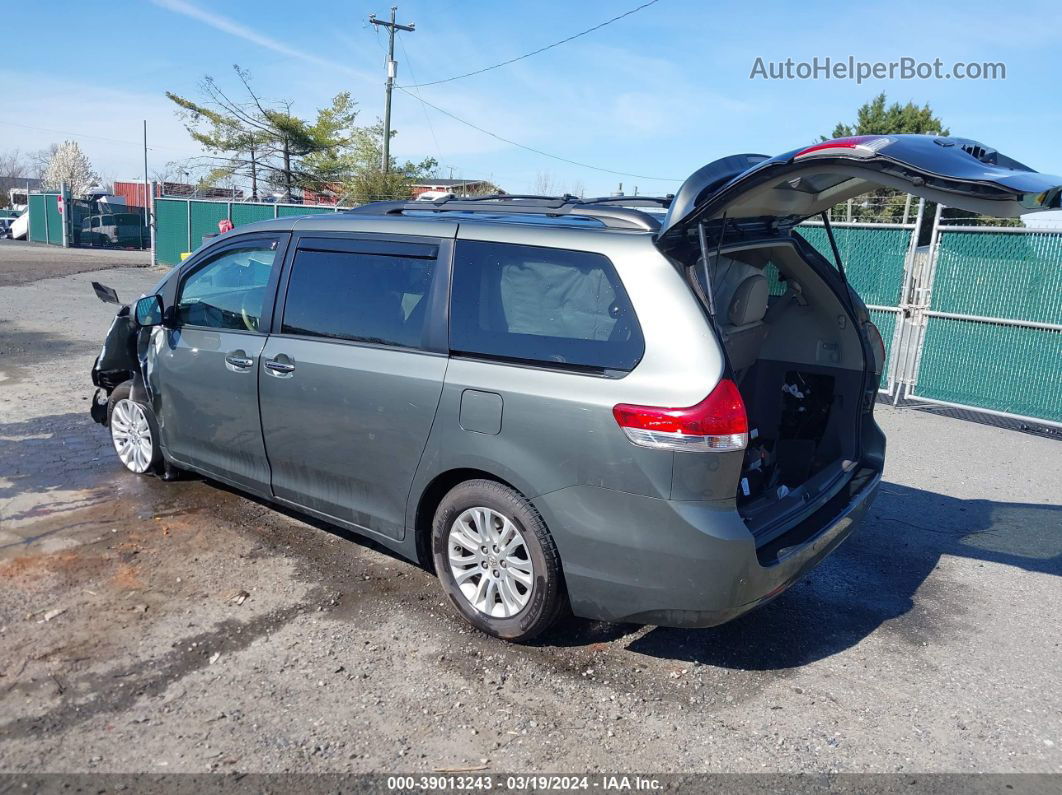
[802,202,1060,428]
[897,214,1062,427]
[27,187,148,249]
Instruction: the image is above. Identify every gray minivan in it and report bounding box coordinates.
[91,135,1061,641]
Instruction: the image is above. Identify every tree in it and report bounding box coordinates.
[532,171,560,196]
[169,66,441,205]
[29,144,59,182]
[42,140,98,196]
[464,180,503,197]
[826,94,1017,229]
[0,149,29,179]
[341,121,437,203]
[830,92,948,139]
[532,171,584,198]
[168,66,362,202]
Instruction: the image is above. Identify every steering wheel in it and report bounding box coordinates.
[240,294,257,332]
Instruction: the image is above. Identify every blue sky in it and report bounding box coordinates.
[3,0,1061,197]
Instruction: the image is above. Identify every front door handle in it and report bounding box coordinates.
[264,358,295,376]
[225,351,254,371]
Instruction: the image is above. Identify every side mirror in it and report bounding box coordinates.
[134,294,164,327]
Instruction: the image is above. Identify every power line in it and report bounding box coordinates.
[398,0,662,89]
[398,33,443,168]
[394,87,680,182]
[0,119,185,153]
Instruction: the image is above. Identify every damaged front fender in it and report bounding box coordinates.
[89,283,161,426]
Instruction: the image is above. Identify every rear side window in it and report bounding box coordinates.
[450,240,643,372]
[281,248,435,349]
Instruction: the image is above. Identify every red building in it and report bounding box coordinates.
[112,181,244,209]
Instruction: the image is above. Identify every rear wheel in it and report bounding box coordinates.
[107,383,160,475]
[432,480,566,642]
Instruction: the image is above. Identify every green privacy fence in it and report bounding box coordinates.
[798,224,912,307]
[154,197,348,266]
[797,223,913,390]
[912,229,1062,423]
[27,193,64,245]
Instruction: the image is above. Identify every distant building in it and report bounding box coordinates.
[111,180,245,209]
[410,178,496,199]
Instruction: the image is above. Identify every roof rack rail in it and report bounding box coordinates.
[346,194,662,231]
[580,195,674,208]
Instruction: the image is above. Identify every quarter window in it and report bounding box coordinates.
[281,248,435,350]
[176,243,277,331]
[449,240,644,372]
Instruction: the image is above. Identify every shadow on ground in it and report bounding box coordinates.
[0,412,115,501]
[622,481,1062,669]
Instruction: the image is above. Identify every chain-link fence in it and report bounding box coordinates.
[908,227,1062,424]
[798,220,916,394]
[27,190,149,249]
[779,206,1060,427]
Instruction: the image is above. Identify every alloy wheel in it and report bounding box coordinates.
[110,399,154,474]
[447,506,534,618]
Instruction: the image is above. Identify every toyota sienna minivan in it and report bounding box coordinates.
[90,135,1062,641]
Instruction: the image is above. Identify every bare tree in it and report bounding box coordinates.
[29,144,60,181]
[532,171,559,196]
[532,171,586,198]
[0,149,29,178]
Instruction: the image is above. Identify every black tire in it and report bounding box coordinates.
[432,479,567,642]
[106,382,162,475]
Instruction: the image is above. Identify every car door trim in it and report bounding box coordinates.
[170,232,291,336]
[271,229,454,355]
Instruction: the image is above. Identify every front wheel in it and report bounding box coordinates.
[107,383,160,475]
[432,479,567,642]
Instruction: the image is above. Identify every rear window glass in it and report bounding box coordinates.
[450,240,643,372]
[281,249,435,349]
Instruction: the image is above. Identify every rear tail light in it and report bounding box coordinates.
[794,135,893,160]
[613,378,748,453]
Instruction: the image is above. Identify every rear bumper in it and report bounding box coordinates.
[534,469,880,628]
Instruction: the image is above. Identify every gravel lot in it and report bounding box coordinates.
[0,240,150,287]
[0,261,1059,775]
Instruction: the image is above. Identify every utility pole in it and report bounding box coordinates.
[143,120,151,251]
[369,6,414,173]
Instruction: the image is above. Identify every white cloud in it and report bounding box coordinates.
[149,0,373,81]
[0,69,200,180]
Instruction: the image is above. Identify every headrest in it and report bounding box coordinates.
[728,273,769,326]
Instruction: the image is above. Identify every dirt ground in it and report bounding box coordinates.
[0,262,1060,775]
[0,240,150,287]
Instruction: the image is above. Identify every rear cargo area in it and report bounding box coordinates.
[697,240,866,542]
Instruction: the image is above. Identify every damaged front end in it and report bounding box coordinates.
[89,281,149,425]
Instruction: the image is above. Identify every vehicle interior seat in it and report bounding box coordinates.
[712,257,770,377]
